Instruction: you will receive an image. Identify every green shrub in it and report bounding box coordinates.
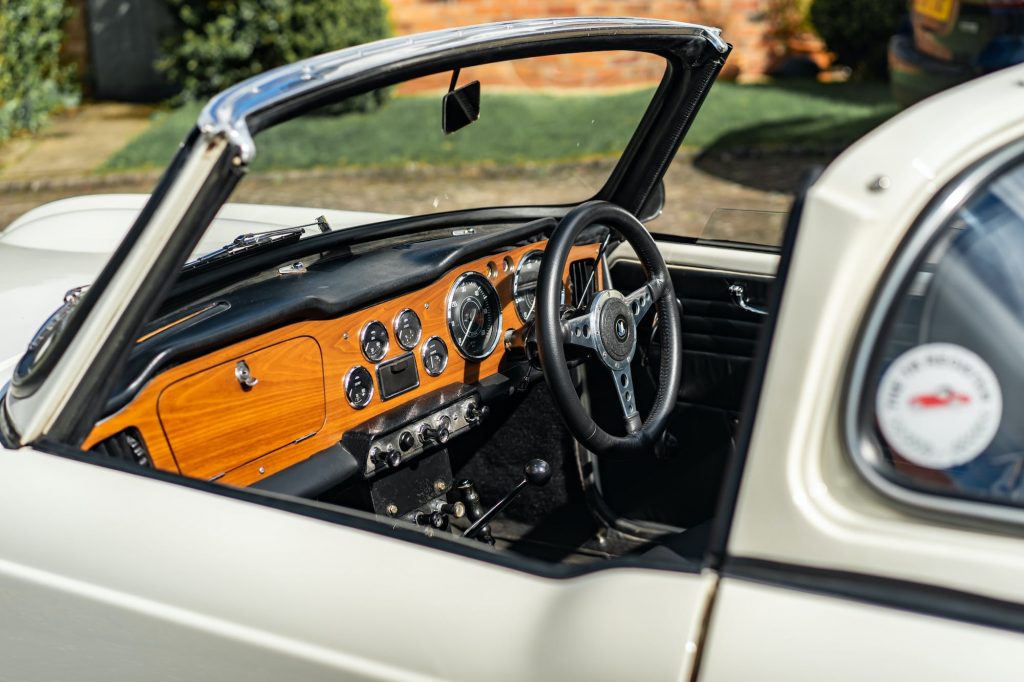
[158,0,392,104]
[810,0,905,79]
[0,0,78,143]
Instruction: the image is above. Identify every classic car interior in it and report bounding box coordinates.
[17,33,782,569]
[80,202,774,566]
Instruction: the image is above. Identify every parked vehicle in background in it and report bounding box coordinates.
[890,0,1024,104]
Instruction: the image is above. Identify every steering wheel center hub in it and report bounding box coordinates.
[596,294,635,364]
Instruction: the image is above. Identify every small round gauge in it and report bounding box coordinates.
[344,366,374,409]
[360,320,389,362]
[421,336,449,376]
[513,250,565,323]
[393,308,422,350]
[447,272,502,360]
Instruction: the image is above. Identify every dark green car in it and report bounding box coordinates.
[890,0,1024,105]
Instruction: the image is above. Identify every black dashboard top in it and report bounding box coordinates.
[106,217,559,413]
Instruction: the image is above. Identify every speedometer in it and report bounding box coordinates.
[513,250,565,323]
[447,272,502,360]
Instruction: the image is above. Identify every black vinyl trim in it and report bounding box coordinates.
[724,556,1024,635]
[169,208,565,302]
[31,438,700,580]
[705,166,823,569]
[250,443,360,498]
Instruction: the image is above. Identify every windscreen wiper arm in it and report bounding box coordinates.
[181,216,331,273]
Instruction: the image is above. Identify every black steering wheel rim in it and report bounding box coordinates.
[536,201,682,456]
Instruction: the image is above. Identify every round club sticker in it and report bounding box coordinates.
[875,343,1002,469]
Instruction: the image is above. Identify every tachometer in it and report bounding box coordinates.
[447,272,502,360]
[393,308,422,350]
[513,250,565,323]
[360,320,389,363]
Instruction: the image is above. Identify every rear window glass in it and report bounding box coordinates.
[856,157,1024,511]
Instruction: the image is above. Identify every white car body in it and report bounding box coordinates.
[0,196,399,381]
[2,17,1024,681]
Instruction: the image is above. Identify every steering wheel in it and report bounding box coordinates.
[536,201,683,456]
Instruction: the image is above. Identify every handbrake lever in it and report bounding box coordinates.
[463,459,552,541]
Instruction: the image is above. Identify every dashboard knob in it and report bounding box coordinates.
[465,402,489,424]
[372,446,401,469]
[399,431,416,451]
[419,424,450,446]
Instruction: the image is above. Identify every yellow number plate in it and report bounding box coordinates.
[914,0,954,22]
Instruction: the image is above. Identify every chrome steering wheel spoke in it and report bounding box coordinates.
[612,365,641,433]
[624,278,660,324]
[561,311,599,350]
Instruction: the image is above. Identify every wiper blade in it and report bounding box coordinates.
[182,216,332,273]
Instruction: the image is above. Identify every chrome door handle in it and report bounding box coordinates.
[728,283,768,316]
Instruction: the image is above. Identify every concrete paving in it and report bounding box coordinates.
[0,103,154,182]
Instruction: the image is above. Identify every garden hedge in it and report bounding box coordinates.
[811,0,905,80]
[0,0,77,143]
[159,0,392,104]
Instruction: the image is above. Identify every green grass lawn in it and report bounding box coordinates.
[102,81,899,173]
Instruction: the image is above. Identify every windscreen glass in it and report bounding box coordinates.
[237,52,667,220]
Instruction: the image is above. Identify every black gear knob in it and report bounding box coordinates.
[523,458,552,487]
[463,458,553,541]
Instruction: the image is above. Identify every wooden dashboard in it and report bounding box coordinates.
[83,240,600,487]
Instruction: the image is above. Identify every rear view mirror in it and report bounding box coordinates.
[442,80,481,135]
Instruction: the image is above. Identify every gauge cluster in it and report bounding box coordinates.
[341,247,567,411]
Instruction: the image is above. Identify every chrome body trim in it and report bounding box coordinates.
[196,17,725,163]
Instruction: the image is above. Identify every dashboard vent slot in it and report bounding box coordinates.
[569,259,597,310]
[90,428,152,468]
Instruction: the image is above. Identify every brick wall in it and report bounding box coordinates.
[388,0,779,88]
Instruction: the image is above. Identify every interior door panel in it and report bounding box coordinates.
[592,242,776,529]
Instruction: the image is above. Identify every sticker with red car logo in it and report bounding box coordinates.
[876,343,1002,469]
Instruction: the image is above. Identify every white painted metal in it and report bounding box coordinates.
[727,63,1024,605]
[0,195,400,385]
[0,447,709,682]
[700,581,1024,682]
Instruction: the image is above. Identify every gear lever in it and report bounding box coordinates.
[463,459,552,541]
